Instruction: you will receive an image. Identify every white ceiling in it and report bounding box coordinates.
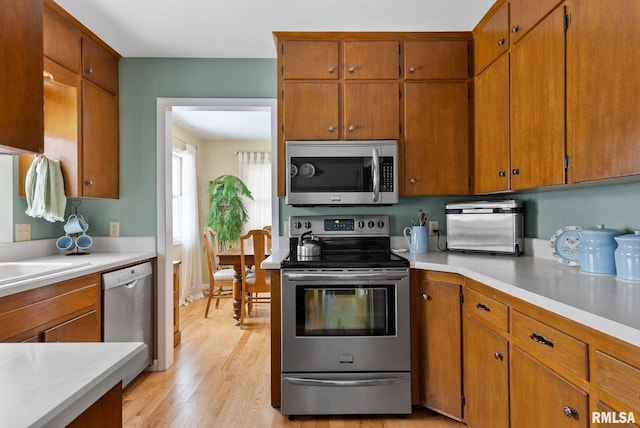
[53,0,494,140]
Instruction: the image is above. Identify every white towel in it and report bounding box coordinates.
[24,155,67,222]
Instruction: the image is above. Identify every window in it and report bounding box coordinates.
[172,150,183,243]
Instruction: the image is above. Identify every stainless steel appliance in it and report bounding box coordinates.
[285,140,399,206]
[102,261,153,386]
[280,215,411,416]
[446,200,524,256]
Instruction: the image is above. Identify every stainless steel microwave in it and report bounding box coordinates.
[285,140,399,206]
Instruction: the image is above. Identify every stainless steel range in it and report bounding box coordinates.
[280,215,411,417]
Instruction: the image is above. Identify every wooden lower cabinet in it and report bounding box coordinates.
[42,310,99,342]
[413,271,463,420]
[463,316,509,427]
[511,346,588,427]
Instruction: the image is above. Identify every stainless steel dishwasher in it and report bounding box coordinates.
[102,261,153,387]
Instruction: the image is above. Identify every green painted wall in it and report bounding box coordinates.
[12,57,640,241]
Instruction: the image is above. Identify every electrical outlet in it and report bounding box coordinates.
[15,224,31,241]
[428,220,439,236]
[109,222,120,237]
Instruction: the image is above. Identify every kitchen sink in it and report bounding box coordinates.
[0,261,91,286]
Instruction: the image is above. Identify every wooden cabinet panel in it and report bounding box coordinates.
[596,351,640,414]
[509,5,566,190]
[596,401,640,427]
[404,82,469,195]
[464,286,509,333]
[82,80,119,199]
[463,316,509,428]
[510,0,564,44]
[566,0,640,182]
[343,83,399,139]
[473,53,510,193]
[474,2,510,74]
[404,40,469,80]
[343,41,400,80]
[511,346,588,428]
[283,82,339,140]
[0,0,43,154]
[42,310,99,342]
[82,36,119,94]
[43,1,81,73]
[512,310,588,380]
[281,40,339,80]
[417,275,462,419]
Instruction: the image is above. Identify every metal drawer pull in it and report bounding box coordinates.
[422,293,430,301]
[476,302,491,312]
[493,352,503,361]
[563,406,578,418]
[283,376,410,387]
[530,332,554,348]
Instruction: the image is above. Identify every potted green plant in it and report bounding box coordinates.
[206,175,253,250]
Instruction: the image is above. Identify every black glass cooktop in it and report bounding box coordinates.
[281,250,409,269]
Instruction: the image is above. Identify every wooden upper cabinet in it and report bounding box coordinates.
[404,40,469,80]
[566,0,640,183]
[281,40,339,80]
[510,0,564,44]
[343,41,400,80]
[82,37,119,95]
[0,0,44,154]
[343,83,399,139]
[509,5,566,190]
[43,2,81,73]
[283,82,339,140]
[474,1,509,75]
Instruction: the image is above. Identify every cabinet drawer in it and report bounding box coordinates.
[464,287,509,333]
[596,351,640,414]
[512,310,588,380]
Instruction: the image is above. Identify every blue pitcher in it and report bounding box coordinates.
[404,226,428,253]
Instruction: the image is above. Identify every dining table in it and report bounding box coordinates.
[218,244,269,325]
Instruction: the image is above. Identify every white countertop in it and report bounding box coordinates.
[263,243,640,349]
[1,342,147,428]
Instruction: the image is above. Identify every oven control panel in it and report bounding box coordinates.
[289,215,389,237]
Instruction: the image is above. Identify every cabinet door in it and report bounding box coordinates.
[283,82,339,140]
[510,5,566,190]
[510,0,564,44]
[281,40,339,80]
[405,82,469,195]
[417,279,462,419]
[511,346,588,428]
[474,2,509,74]
[0,0,43,154]
[42,310,100,342]
[566,0,640,182]
[404,40,469,80]
[44,2,81,73]
[82,36,119,94]
[463,316,509,428]
[343,83,399,139]
[82,80,119,198]
[474,53,510,194]
[344,41,400,80]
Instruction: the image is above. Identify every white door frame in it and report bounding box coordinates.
[155,97,278,370]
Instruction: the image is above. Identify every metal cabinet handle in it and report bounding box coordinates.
[512,168,520,175]
[85,180,94,186]
[563,406,578,418]
[348,66,356,73]
[328,125,335,132]
[409,178,416,184]
[511,25,520,33]
[348,125,355,132]
[328,66,334,73]
[498,38,505,46]
[87,67,94,74]
[422,293,430,301]
[476,302,491,312]
[498,171,506,177]
[409,66,416,72]
[530,332,554,348]
[493,351,503,361]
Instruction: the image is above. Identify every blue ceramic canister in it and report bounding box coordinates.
[614,231,640,282]
[578,224,622,275]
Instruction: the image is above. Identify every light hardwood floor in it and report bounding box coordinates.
[122,298,466,428]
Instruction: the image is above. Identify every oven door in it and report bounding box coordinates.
[281,268,410,373]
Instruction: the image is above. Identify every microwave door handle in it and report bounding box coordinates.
[372,147,380,202]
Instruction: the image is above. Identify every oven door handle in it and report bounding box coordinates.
[282,272,408,281]
[372,147,380,203]
[283,375,410,388]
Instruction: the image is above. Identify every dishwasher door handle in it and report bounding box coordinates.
[124,279,138,289]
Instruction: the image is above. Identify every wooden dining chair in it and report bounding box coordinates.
[203,227,235,318]
[239,229,272,327]
[262,225,272,251]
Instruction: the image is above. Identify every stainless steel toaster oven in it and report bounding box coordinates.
[445,200,524,256]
